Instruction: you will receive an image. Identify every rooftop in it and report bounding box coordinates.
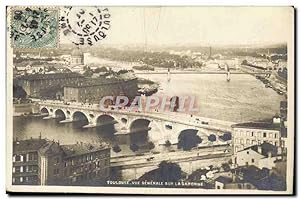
[16,72,83,81]
[232,121,280,130]
[64,76,137,88]
[61,143,109,158]
[215,176,232,184]
[13,138,48,153]
[242,142,279,157]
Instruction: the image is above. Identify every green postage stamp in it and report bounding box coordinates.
[10,7,59,48]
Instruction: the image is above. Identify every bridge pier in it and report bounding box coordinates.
[59,119,74,123]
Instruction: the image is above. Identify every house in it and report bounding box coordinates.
[235,142,280,170]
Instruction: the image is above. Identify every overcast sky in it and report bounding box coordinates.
[60,7,294,47]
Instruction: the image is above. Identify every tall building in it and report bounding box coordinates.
[12,137,47,185]
[12,137,110,186]
[232,121,282,154]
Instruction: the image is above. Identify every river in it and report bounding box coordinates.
[13,73,284,155]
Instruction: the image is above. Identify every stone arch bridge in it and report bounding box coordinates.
[39,101,234,145]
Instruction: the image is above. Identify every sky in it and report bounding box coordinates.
[60,6,294,47]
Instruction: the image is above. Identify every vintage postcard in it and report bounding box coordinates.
[6,6,295,195]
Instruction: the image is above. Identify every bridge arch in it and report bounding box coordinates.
[95,114,118,138]
[178,129,202,151]
[72,111,89,128]
[130,118,151,133]
[40,107,49,115]
[54,109,66,120]
[129,118,151,145]
[96,114,118,126]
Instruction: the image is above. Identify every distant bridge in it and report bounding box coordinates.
[38,100,234,145]
[134,71,271,75]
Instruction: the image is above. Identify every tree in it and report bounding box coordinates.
[165,140,172,147]
[221,163,231,172]
[148,141,155,150]
[139,161,182,182]
[130,143,139,152]
[157,161,182,181]
[112,145,121,153]
[208,134,216,142]
[83,66,93,77]
[220,132,232,141]
[178,131,202,151]
[94,66,108,73]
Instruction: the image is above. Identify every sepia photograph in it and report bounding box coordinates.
[5,6,295,195]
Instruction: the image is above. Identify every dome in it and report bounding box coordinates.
[71,48,83,57]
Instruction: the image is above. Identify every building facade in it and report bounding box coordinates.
[14,73,84,98]
[64,78,138,104]
[232,122,281,154]
[12,138,47,185]
[12,138,110,186]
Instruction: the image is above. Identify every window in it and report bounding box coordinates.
[252,159,255,163]
[238,184,242,189]
[263,132,267,137]
[72,177,77,183]
[274,133,277,138]
[15,155,21,162]
[55,157,60,164]
[54,168,59,175]
[217,186,221,189]
[15,166,21,173]
[251,132,254,137]
[28,153,34,161]
[247,151,249,154]
[258,140,261,145]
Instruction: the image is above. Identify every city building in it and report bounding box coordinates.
[234,142,280,170]
[59,143,110,185]
[64,77,138,104]
[12,137,110,186]
[232,120,282,154]
[14,72,84,98]
[12,137,47,185]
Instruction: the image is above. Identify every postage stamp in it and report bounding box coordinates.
[10,7,59,48]
[60,6,111,46]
